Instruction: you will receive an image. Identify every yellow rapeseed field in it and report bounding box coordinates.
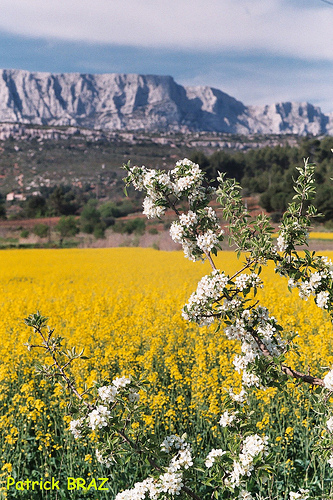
[1,247,333,494]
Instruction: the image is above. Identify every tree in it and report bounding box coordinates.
[314,184,333,221]
[22,195,47,218]
[80,199,106,238]
[47,186,77,216]
[55,216,79,238]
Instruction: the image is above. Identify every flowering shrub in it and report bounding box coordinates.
[23,157,333,499]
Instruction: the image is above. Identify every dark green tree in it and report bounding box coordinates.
[56,216,80,238]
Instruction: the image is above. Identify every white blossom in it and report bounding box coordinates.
[316,290,329,309]
[327,416,333,432]
[323,369,333,391]
[179,210,197,227]
[69,418,84,439]
[242,371,260,387]
[239,490,253,500]
[241,434,269,461]
[167,448,193,472]
[98,385,118,403]
[115,477,158,500]
[277,234,287,252]
[289,489,309,500]
[205,449,225,468]
[229,388,248,403]
[182,270,229,325]
[142,197,165,219]
[113,376,131,389]
[161,435,187,453]
[159,472,184,495]
[170,222,184,244]
[196,229,219,254]
[226,460,253,488]
[219,410,238,427]
[88,405,110,431]
[96,449,113,467]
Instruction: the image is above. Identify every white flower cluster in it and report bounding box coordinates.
[70,376,139,439]
[229,388,248,404]
[241,434,269,463]
[239,490,253,500]
[160,434,188,453]
[88,405,111,431]
[115,435,194,500]
[279,255,333,312]
[289,489,309,500]
[143,197,165,219]
[127,159,222,261]
[127,159,208,221]
[277,233,288,253]
[115,477,159,500]
[277,222,309,253]
[316,290,330,309]
[241,371,260,388]
[98,385,118,403]
[173,158,205,196]
[182,270,229,326]
[129,389,140,403]
[167,448,193,473]
[69,418,84,439]
[225,306,285,385]
[225,434,268,488]
[161,434,193,473]
[196,229,219,254]
[158,472,184,495]
[327,416,333,432]
[98,377,139,404]
[205,448,226,468]
[170,207,221,262]
[323,369,333,391]
[113,376,131,389]
[96,448,113,467]
[234,273,262,291]
[328,455,333,468]
[219,410,238,427]
[115,472,184,499]
[127,165,171,219]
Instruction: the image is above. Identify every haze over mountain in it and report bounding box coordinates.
[0,69,332,136]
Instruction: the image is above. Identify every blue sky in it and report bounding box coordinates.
[0,0,333,113]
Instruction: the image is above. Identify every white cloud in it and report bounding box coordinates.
[0,0,332,61]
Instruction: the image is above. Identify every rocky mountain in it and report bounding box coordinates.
[0,68,332,136]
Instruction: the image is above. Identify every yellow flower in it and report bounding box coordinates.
[1,463,12,473]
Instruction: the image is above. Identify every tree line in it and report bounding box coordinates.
[190,136,333,223]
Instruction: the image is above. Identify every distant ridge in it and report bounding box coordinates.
[0,69,332,135]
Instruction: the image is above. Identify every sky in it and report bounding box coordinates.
[0,0,333,113]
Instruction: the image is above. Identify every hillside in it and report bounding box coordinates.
[1,69,333,135]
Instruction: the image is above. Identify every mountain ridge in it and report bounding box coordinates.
[0,68,332,136]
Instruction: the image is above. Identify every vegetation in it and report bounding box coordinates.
[32,223,49,238]
[2,157,330,500]
[55,216,80,238]
[0,247,332,499]
[190,137,333,222]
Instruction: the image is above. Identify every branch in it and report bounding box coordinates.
[250,330,325,387]
[229,259,256,280]
[34,326,87,404]
[203,250,217,271]
[280,364,324,387]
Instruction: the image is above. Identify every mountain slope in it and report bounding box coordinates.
[0,69,331,135]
